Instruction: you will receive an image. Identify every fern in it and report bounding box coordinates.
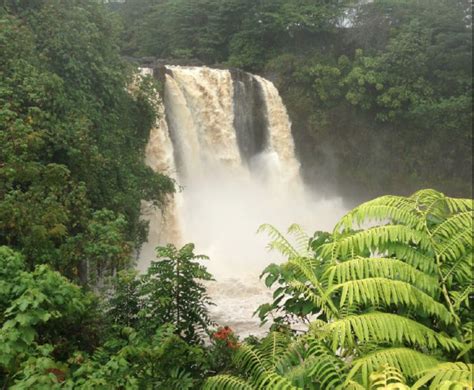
[258,224,300,258]
[431,211,473,239]
[324,257,438,295]
[217,189,473,390]
[235,344,271,376]
[320,225,432,261]
[326,278,453,324]
[412,362,474,389]
[334,195,420,233]
[258,332,292,366]
[384,243,438,274]
[369,364,410,390]
[317,312,464,352]
[203,375,255,390]
[304,338,347,388]
[287,224,311,257]
[443,252,473,287]
[434,227,472,263]
[219,340,299,390]
[347,348,439,387]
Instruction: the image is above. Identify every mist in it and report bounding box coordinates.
[138,65,346,334]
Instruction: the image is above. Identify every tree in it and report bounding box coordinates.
[140,243,214,343]
[0,1,175,284]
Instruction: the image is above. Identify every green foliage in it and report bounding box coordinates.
[0,0,174,284]
[69,324,207,389]
[139,243,214,342]
[368,364,409,390]
[412,362,474,389]
[245,189,473,388]
[291,0,472,198]
[117,0,472,198]
[118,0,348,69]
[106,270,142,328]
[204,332,299,390]
[0,244,217,388]
[0,247,98,388]
[208,326,240,374]
[104,243,214,342]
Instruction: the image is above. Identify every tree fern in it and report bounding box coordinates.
[225,189,473,389]
[287,224,311,257]
[434,227,472,263]
[236,342,298,389]
[384,243,438,274]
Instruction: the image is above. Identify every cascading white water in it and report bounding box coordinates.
[138,68,183,262]
[138,66,345,336]
[252,75,301,186]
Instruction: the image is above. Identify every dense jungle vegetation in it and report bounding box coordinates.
[0,0,472,389]
[118,0,472,200]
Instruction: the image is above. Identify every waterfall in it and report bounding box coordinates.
[138,66,345,335]
[138,68,183,263]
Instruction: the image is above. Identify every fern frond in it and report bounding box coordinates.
[345,380,367,390]
[260,373,299,390]
[431,211,473,240]
[411,189,447,218]
[443,197,473,214]
[450,286,472,311]
[442,252,473,285]
[288,281,324,309]
[438,380,473,389]
[234,344,270,374]
[369,364,409,390]
[326,278,453,324]
[234,344,298,389]
[304,338,347,388]
[258,224,300,258]
[324,257,438,295]
[384,243,437,274]
[273,334,322,389]
[334,195,419,233]
[320,225,431,261]
[287,224,311,256]
[258,332,292,367]
[434,226,472,263]
[412,362,474,390]
[203,375,254,390]
[316,312,463,352]
[287,257,323,290]
[347,348,439,387]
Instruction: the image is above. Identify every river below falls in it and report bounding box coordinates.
[204,276,273,338]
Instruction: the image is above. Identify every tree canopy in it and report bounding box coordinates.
[0,0,174,284]
[116,0,472,199]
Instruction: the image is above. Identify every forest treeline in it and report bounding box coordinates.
[117,0,472,200]
[0,0,472,388]
[0,0,174,283]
